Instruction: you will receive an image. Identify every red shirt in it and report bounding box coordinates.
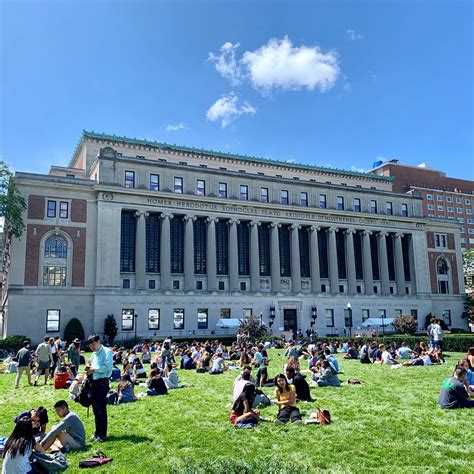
[229,410,239,425]
[54,373,69,389]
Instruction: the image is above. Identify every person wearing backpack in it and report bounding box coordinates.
[85,335,113,442]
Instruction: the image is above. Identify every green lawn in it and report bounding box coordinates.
[1,351,472,473]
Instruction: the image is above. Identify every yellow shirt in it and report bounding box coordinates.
[274,384,297,407]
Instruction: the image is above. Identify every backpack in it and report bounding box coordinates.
[77,378,93,408]
[317,407,331,425]
[31,451,68,473]
[79,451,113,469]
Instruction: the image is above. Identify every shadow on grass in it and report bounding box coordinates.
[105,434,152,443]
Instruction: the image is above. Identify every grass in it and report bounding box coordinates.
[1,350,473,474]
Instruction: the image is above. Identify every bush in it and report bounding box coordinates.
[0,335,29,352]
[63,318,85,343]
[449,327,472,334]
[239,314,267,340]
[393,314,418,335]
[104,314,118,343]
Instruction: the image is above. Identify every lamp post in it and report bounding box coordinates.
[347,303,353,339]
[134,313,138,342]
[381,310,385,340]
[269,306,276,330]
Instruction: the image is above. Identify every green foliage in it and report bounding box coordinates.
[239,314,267,340]
[0,335,29,352]
[462,292,474,325]
[0,161,26,239]
[393,314,418,334]
[103,314,118,343]
[63,318,85,343]
[0,349,471,473]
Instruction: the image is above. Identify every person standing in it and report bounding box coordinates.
[86,334,113,442]
[433,319,444,352]
[15,341,32,389]
[34,337,53,386]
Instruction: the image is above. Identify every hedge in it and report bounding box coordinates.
[0,335,29,353]
[312,335,474,353]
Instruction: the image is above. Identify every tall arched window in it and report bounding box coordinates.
[43,235,68,286]
[436,257,450,294]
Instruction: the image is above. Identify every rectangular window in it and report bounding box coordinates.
[456,197,462,204]
[447,207,453,213]
[148,280,155,289]
[220,308,231,319]
[457,207,463,213]
[124,171,135,188]
[354,198,361,212]
[281,190,289,205]
[379,309,387,320]
[216,220,228,275]
[395,309,403,317]
[437,195,443,201]
[121,211,136,272]
[47,200,57,218]
[437,205,444,211]
[243,308,252,318]
[121,309,134,331]
[150,174,159,191]
[260,187,269,203]
[59,201,68,219]
[240,185,248,201]
[300,192,308,207]
[337,196,344,210]
[410,309,418,321]
[219,182,227,198]
[319,194,327,209]
[435,233,447,248]
[170,217,184,273]
[173,309,185,329]
[46,309,60,332]
[197,179,206,196]
[370,200,377,214]
[43,266,67,286]
[467,209,472,215]
[148,309,160,330]
[198,309,208,329]
[427,204,434,210]
[361,309,369,323]
[122,279,130,289]
[218,281,225,290]
[446,196,452,202]
[401,203,408,217]
[466,199,471,205]
[386,202,393,215]
[442,310,451,326]
[174,177,183,193]
[426,194,433,200]
[325,309,334,327]
[240,281,246,291]
[344,309,352,327]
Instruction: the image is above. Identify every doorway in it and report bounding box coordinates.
[283,309,297,333]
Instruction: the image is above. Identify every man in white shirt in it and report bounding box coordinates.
[432,319,444,351]
[35,336,53,386]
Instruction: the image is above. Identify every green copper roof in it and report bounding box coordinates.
[71,130,393,182]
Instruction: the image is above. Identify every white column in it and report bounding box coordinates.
[378,231,390,295]
[291,224,301,293]
[309,226,321,293]
[328,227,339,295]
[206,217,218,292]
[249,220,260,292]
[270,222,281,292]
[362,230,374,295]
[135,211,148,290]
[228,219,240,292]
[393,232,406,295]
[184,215,196,291]
[345,229,357,295]
[160,213,173,290]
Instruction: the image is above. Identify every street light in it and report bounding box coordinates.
[347,303,353,339]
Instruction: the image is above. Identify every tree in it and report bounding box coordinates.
[0,161,26,240]
[393,314,418,335]
[462,293,474,326]
[462,249,474,290]
[104,314,118,343]
[63,318,85,343]
[239,314,267,340]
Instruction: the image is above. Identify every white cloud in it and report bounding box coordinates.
[166,123,185,132]
[344,83,352,92]
[208,36,340,94]
[350,165,366,173]
[207,42,243,86]
[206,93,256,127]
[346,29,364,40]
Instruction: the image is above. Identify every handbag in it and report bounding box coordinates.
[77,377,93,408]
[31,451,68,473]
[316,407,331,425]
[79,451,113,469]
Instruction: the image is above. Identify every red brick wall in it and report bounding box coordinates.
[24,224,86,287]
[447,233,455,250]
[426,232,435,248]
[27,195,45,219]
[428,251,460,295]
[71,199,87,223]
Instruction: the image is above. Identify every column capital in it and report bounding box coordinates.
[361,230,372,236]
[183,215,197,222]
[270,222,281,228]
[377,231,388,238]
[135,210,149,218]
[290,224,301,230]
[327,227,338,233]
[228,218,240,225]
[160,212,174,220]
[310,225,321,232]
[249,220,261,227]
[344,228,355,235]
[394,232,404,238]
[206,216,219,223]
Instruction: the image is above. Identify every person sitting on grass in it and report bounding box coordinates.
[285,367,312,402]
[141,347,151,364]
[122,358,133,378]
[455,360,474,395]
[209,353,227,375]
[54,365,74,390]
[380,345,401,367]
[146,369,168,396]
[230,382,260,429]
[68,374,83,401]
[180,351,196,370]
[402,354,434,367]
[397,342,413,360]
[273,374,302,425]
[117,374,136,404]
[14,407,49,438]
[324,348,340,373]
[40,400,85,452]
[2,417,44,473]
[438,368,474,409]
[164,363,184,389]
[256,358,274,387]
[466,347,474,369]
[311,360,341,387]
[342,342,359,360]
[133,360,147,380]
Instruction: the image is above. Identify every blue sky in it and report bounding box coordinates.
[1,0,472,179]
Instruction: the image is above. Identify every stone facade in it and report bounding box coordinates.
[1,131,467,343]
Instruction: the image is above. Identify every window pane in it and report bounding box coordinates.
[319,194,327,209]
[220,308,231,319]
[240,185,248,201]
[120,211,136,272]
[46,309,60,332]
[197,180,206,196]
[174,177,183,193]
[59,202,68,219]
[148,309,160,330]
[125,171,135,188]
[300,192,308,207]
[261,188,268,202]
[198,309,208,329]
[150,174,159,191]
[219,183,227,198]
[122,309,134,331]
[47,200,56,218]
[281,190,288,205]
[173,309,185,329]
